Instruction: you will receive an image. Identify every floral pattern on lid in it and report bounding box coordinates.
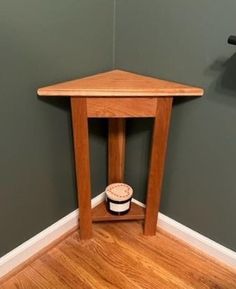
[105,183,133,202]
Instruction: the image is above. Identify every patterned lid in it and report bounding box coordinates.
[105,183,133,201]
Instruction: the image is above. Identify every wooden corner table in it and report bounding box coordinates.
[38,70,203,240]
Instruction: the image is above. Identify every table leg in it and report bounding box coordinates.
[108,119,126,183]
[71,98,92,239]
[144,98,173,235]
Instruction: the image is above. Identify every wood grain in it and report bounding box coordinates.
[37,70,204,241]
[35,253,93,289]
[92,201,145,222]
[0,226,77,285]
[30,258,72,289]
[144,98,173,235]
[37,70,204,97]
[87,98,157,117]
[62,236,139,289]
[1,267,57,289]
[70,98,92,240]
[108,118,126,183]
[2,222,236,289]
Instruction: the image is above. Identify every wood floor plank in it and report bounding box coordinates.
[91,225,194,289]
[1,267,55,289]
[30,259,73,289]
[61,237,141,289]
[37,252,93,289]
[76,233,184,288]
[22,267,60,289]
[1,221,236,289]
[57,244,119,289]
[106,221,236,289]
[50,247,115,289]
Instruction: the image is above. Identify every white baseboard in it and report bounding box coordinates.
[1,194,235,278]
[157,212,236,267]
[132,199,236,267]
[0,192,105,278]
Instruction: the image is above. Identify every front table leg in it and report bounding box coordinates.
[144,98,173,235]
[71,98,93,239]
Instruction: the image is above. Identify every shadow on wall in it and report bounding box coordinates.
[38,95,70,112]
[206,52,236,106]
[125,118,153,203]
[221,53,236,92]
[173,96,202,107]
[172,52,236,108]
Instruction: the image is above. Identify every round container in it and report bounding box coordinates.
[105,183,133,215]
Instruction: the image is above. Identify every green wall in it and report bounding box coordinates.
[116,0,236,250]
[1,0,236,257]
[0,0,113,256]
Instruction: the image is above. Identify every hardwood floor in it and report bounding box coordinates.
[1,221,236,289]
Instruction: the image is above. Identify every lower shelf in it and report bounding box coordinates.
[92,201,145,222]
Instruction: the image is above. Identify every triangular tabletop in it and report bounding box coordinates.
[37,69,203,97]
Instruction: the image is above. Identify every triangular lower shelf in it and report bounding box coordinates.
[92,201,145,222]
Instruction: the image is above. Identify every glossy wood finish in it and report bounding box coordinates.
[2,222,236,289]
[70,98,92,239]
[108,119,126,184]
[38,70,204,240]
[37,70,204,97]
[92,202,145,222]
[0,227,77,285]
[87,98,157,117]
[144,98,173,235]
